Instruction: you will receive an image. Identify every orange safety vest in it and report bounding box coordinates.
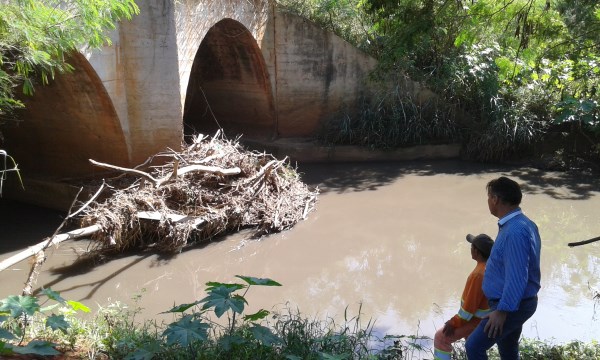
[448,261,491,328]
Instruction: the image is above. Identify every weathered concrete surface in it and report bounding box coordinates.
[2,53,129,179]
[268,12,377,137]
[88,0,183,165]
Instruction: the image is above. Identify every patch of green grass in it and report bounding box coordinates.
[318,85,460,150]
[2,278,600,359]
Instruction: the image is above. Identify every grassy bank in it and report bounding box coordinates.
[1,276,599,359]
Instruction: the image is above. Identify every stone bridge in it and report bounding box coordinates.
[3,0,377,185]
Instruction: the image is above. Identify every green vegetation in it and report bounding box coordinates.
[2,276,599,359]
[0,0,139,190]
[279,0,600,169]
[0,0,139,120]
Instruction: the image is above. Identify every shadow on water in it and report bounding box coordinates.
[297,159,600,200]
[0,199,66,252]
[38,253,153,301]
[32,229,241,301]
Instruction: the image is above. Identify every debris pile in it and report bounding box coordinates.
[79,132,319,254]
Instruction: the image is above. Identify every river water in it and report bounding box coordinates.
[1,159,599,349]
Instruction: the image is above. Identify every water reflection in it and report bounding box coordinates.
[0,160,598,345]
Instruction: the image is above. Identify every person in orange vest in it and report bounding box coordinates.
[433,233,494,360]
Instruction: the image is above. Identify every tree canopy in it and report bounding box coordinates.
[0,0,139,121]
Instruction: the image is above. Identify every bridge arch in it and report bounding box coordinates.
[2,52,129,179]
[183,18,276,141]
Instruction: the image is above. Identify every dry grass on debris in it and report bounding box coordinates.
[78,133,319,255]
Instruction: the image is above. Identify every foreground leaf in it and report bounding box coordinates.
[0,341,14,355]
[161,301,202,314]
[12,340,60,356]
[66,300,90,313]
[200,286,247,317]
[205,281,245,291]
[0,329,15,341]
[0,296,40,318]
[40,288,65,304]
[46,314,69,333]
[236,275,282,287]
[125,342,161,360]
[243,309,270,322]
[162,315,209,347]
[249,324,281,346]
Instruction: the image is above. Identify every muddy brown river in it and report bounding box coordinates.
[1,159,599,348]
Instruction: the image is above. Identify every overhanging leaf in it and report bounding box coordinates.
[161,301,201,314]
[66,300,90,313]
[205,281,245,291]
[243,309,270,322]
[40,288,65,304]
[235,275,282,287]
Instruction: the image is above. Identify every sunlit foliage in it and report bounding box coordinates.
[280,0,600,163]
[0,0,139,120]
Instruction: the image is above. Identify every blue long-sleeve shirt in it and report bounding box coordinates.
[482,208,541,312]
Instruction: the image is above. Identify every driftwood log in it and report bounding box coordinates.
[0,225,101,272]
[0,211,204,272]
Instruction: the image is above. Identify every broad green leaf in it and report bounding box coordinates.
[161,301,201,314]
[162,315,208,347]
[46,314,69,333]
[205,281,245,291]
[249,324,281,346]
[200,286,247,317]
[40,288,65,304]
[235,275,282,287]
[66,300,90,313]
[0,341,14,355]
[318,352,350,360]
[12,340,60,356]
[243,309,270,322]
[124,342,161,360]
[0,295,40,318]
[218,334,246,351]
[0,328,16,340]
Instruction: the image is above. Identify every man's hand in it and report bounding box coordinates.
[483,310,507,338]
[442,321,455,337]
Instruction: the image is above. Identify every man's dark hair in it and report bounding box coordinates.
[486,176,522,206]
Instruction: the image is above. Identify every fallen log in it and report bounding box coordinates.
[0,211,205,272]
[0,224,101,272]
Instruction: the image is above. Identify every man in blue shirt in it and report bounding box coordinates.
[465,176,541,359]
